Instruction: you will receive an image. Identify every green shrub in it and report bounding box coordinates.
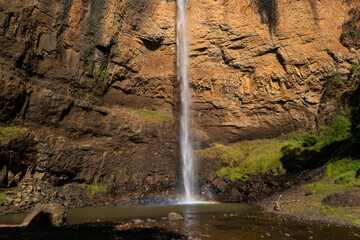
[302,134,319,147]
[280,116,351,173]
[280,143,324,173]
[202,111,357,178]
[200,139,290,180]
[318,116,351,146]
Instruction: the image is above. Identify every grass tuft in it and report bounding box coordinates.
[199,115,355,180]
[0,126,20,138]
[198,139,293,180]
[135,108,172,122]
[326,158,360,187]
[81,181,111,196]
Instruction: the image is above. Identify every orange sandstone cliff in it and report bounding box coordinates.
[0,0,358,205]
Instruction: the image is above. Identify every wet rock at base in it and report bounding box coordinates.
[168,212,184,220]
[132,219,143,225]
[230,188,241,199]
[22,203,66,228]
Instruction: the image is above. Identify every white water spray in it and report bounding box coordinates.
[177,0,196,203]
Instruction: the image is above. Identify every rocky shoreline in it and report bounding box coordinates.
[0,200,359,240]
[0,166,318,212]
[2,166,359,231]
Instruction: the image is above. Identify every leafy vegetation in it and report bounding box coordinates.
[202,113,358,180]
[0,193,7,203]
[326,158,360,187]
[81,181,111,196]
[280,116,352,173]
[198,139,290,180]
[0,193,12,204]
[68,87,91,97]
[135,108,173,122]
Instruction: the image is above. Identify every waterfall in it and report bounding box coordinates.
[177,0,196,203]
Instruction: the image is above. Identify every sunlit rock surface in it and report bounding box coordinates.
[0,0,358,200]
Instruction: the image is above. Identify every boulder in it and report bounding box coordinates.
[322,190,360,207]
[0,79,26,122]
[168,212,184,220]
[132,219,143,225]
[22,203,66,228]
[229,188,241,199]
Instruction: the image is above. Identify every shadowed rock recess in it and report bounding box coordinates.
[0,0,359,208]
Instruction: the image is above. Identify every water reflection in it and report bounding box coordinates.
[182,204,198,237]
[0,203,358,240]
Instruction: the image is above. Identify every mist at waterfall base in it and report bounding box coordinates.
[177,0,198,204]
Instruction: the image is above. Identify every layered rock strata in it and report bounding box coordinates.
[0,0,358,204]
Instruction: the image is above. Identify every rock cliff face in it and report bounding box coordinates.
[0,0,359,198]
[187,0,359,143]
[0,0,179,194]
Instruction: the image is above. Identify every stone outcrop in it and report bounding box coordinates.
[0,0,358,204]
[22,203,66,227]
[322,190,360,207]
[199,167,325,203]
[0,127,37,188]
[168,212,184,221]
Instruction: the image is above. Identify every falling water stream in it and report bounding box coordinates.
[177,0,196,203]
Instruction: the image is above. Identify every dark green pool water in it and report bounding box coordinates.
[0,203,359,240]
